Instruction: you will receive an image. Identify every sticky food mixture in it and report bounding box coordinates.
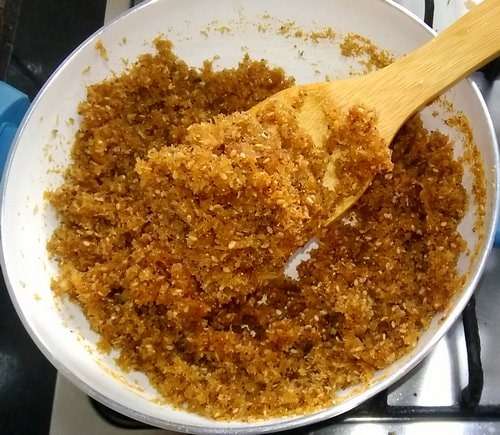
[47,39,467,420]
[136,99,389,302]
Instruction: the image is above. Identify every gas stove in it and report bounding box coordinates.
[12,1,500,434]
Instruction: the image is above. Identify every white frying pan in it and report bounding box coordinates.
[1,0,498,433]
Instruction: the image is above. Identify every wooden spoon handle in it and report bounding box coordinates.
[370,0,500,141]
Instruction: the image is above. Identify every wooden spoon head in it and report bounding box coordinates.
[250,80,392,225]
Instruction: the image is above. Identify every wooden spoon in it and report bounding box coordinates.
[251,0,500,224]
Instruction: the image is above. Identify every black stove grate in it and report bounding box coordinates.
[0,0,23,80]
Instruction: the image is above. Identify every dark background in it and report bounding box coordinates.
[1,2,105,434]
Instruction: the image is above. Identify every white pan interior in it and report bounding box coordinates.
[1,0,498,433]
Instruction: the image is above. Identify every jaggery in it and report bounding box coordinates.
[136,99,389,302]
[47,39,467,420]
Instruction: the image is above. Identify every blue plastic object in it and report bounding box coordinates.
[0,81,30,173]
